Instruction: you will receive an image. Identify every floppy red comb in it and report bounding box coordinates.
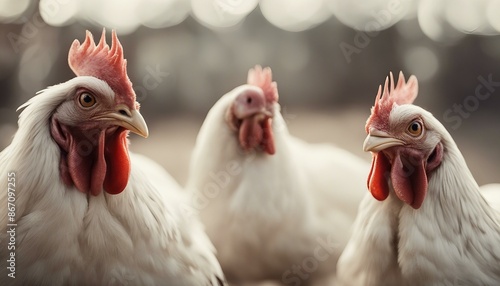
[365,71,418,132]
[68,29,137,109]
[247,65,279,103]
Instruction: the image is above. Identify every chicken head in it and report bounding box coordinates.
[363,72,444,209]
[225,65,278,155]
[50,30,148,196]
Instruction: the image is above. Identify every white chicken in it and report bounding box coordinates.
[186,66,369,285]
[336,72,500,286]
[0,30,224,285]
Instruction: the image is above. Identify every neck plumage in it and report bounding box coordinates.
[397,134,500,282]
[426,134,496,223]
[0,84,75,222]
[187,102,307,217]
[409,118,496,221]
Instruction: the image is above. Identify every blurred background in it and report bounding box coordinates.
[0,0,499,185]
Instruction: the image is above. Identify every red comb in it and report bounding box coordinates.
[365,71,418,132]
[247,65,279,103]
[68,29,137,109]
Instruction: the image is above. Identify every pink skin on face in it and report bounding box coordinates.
[364,72,445,209]
[368,143,443,209]
[226,65,279,155]
[50,30,148,196]
[227,88,275,155]
[51,118,130,196]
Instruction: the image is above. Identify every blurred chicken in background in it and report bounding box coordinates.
[187,65,368,285]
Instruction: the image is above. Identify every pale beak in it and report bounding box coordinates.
[101,109,149,138]
[363,129,404,152]
[121,109,149,138]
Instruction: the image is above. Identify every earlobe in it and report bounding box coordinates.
[50,117,70,152]
[426,142,443,172]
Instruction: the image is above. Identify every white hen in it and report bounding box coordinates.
[337,72,500,286]
[186,66,369,285]
[0,30,224,286]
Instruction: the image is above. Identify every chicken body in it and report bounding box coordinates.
[337,73,500,286]
[0,32,223,286]
[187,67,368,285]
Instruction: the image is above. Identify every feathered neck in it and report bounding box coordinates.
[396,132,500,283]
[397,115,497,222]
[425,134,497,221]
[189,92,290,173]
[429,120,482,200]
[13,78,97,146]
[1,78,92,215]
[187,94,299,215]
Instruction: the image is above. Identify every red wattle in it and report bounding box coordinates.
[390,153,427,209]
[367,153,375,191]
[103,131,130,195]
[261,117,275,155]
[67,133,92,194]
[90,131,107,196]
[51,116,131,196]
[239,116,264,152]
[238,116,275,155]
[368,152,391,201]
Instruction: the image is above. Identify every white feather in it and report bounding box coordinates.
[480,184,500,211]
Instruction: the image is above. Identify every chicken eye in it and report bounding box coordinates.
[407,120,423,136]
[79,93,96,108]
